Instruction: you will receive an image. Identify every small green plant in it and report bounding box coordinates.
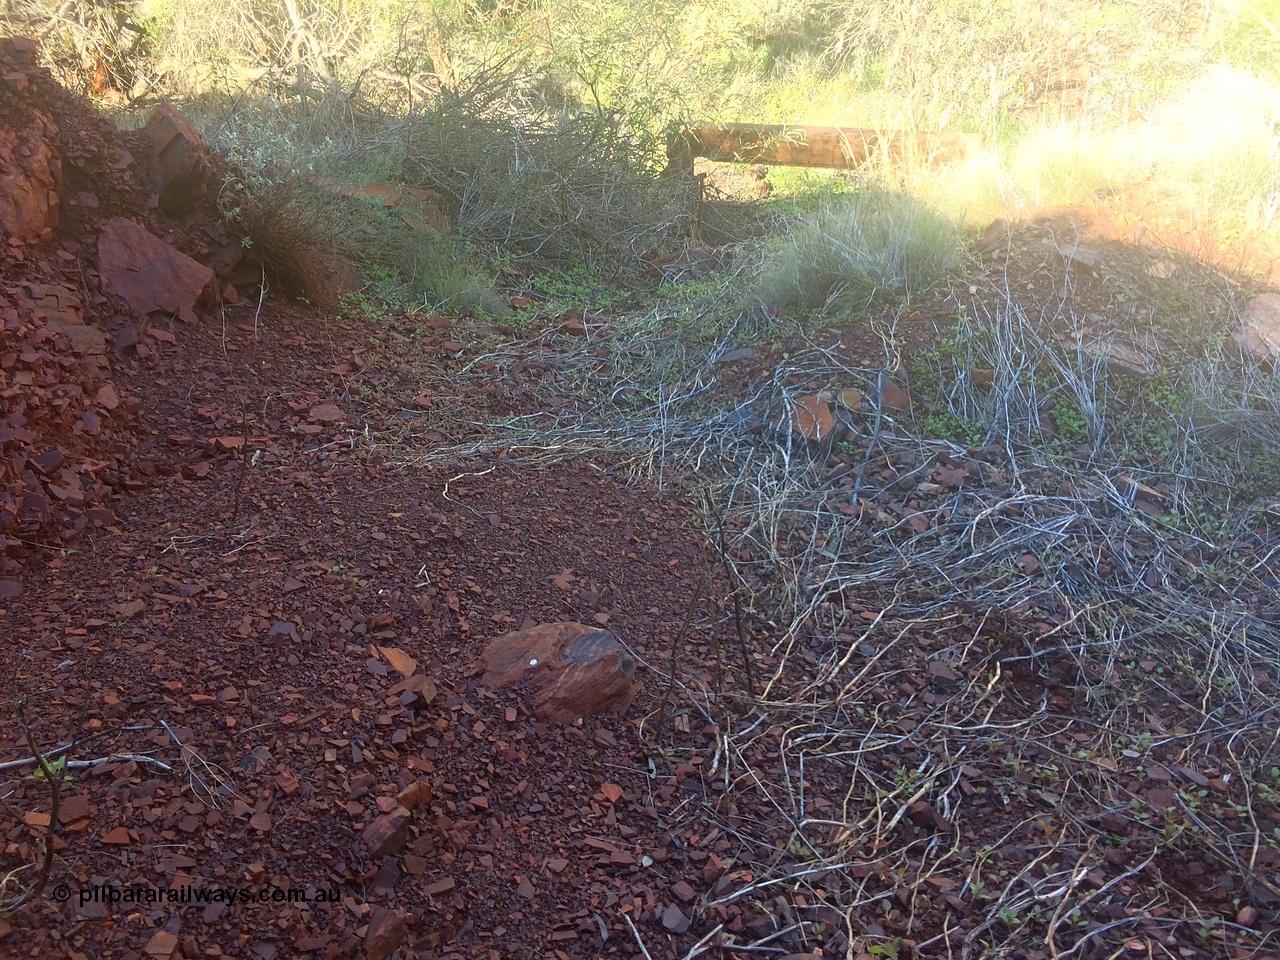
[657,276,725,302]
[937,329,968,360]
[23,755,69,783]
[1050,397,1089,442]
[922,411,986,445]
[868,940,902,960]
[536,263,628,308]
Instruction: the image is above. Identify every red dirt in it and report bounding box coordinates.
[0,299,732,959]
[0,38,731,958]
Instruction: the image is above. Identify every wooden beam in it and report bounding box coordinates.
[670,123,980,172]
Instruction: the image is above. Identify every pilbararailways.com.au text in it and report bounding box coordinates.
[64,883,340,907]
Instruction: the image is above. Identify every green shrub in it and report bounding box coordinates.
[219,162,499,315]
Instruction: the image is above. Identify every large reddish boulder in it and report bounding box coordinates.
[98,217,213,322]
[479,622,638,723]
[0,110,60,243]
[144,103,210,218]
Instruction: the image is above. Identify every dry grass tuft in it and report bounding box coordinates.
[752,183,967,315]
[218,170,357,313]
[343,62,692,274]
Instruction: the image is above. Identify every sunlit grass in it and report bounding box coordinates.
[882,65,1280,266]
[1144,67,1280,227]
[753,182,966,314]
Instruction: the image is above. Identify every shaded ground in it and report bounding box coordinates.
[0,302,731,959]
[2,194,1279,960]
[19,209,1280,960]
[3,241,1280,960]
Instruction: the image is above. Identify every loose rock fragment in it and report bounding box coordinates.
[396,780,433,810]
[478,622,637,723]
[661,903,691,934]
[98,217,213,323]
[143,930,178,958]
[363,907,407,960]
[671,879,696,903]
[361,806,412,860]
[1241,294,1280,363]
[308,402,343,423]
[878,374,910,411]
[780,395,834,441]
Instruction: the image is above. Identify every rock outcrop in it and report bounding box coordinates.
[0,109,60,244]
[144,103,211,218]
[0,36,235,566]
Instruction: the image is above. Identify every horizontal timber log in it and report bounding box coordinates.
[670,123,980,172]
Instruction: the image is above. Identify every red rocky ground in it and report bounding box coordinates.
[0,299,731,960]
[0,35,248,566]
